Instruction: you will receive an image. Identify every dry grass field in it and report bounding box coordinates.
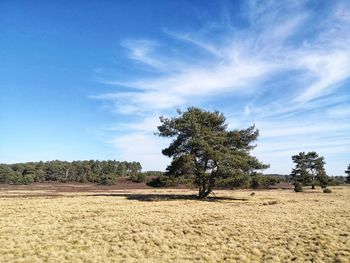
[0,185,349,262]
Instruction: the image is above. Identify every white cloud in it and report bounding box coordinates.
[295,51,350,102]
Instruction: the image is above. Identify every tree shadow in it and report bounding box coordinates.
[87,193,248,202]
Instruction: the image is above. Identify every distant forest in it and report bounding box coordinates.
[0,160,347,187]
[0,160,147,185]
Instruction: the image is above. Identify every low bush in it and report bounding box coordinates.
[130,173,147,183]
[294,182,303,192]
[147,176,168,187]
[323,188,332,193]
[99,174,117,185]
[215,175,250,189]
[250,175,280,189]
[147,175,192,187]
[22,175,34,185]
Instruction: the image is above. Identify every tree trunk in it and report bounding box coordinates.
[198,175,215,199]
[199,187,211,198]
[198,187,206,199]
[198,181,208,199]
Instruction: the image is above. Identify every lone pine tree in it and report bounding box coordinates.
[157,107,269,198]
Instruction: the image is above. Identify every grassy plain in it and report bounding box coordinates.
[0,185,349,262]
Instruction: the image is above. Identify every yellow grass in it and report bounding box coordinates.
[0,187,349,262]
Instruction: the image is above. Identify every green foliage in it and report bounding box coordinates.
[142,171,164,177]
[147,176,168,187]
[323,188,332,193]
[0,160,142,185]
[147,175,193,187]
[215,174,251,189]
[0,164,14,183]
[294,182,303,192]
[157,107,269,198]
[130,173,147,183]
[250,174,281,189]
[22,174,34,185]
[0,164,34,185]
[290,152,329,187]
[99,173,117,185]
[10,171,25,185]
[116,162,128,176]
[318,173,329,188]
[148,173,280,190]
[327,176,346,185]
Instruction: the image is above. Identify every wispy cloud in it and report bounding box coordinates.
[120,39,166,70]
[163,28,224,57]
[295,51,350,102]
[92,0,350,174]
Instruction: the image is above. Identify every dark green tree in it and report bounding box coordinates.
[290,151,328,188]
[117,161,128,176]
[345,164,350,184]
[157,107,269,198]
[34,161,46,182]
[0,164,14,183]
[290,152,309,186]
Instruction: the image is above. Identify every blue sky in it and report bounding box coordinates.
[1,0,349,175]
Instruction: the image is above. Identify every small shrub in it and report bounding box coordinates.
[130,173,146,183]
[59,178,67,183]
[323,188,332,193]
[9,173,34,185]
[294,182,303,192]
[78,175,89,183]
[250,175,280,189]
[251,176,260,189]
[250,192,255,196]
[22,175,34,185]
[263,200,278,205]
[215,175,250,189]
[147,176,167,187]
[147,175,192,187]
[99,174,117,185]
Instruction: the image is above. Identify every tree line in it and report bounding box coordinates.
[0,160,142,185]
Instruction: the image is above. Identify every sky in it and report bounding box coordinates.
[0,0,349,175]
